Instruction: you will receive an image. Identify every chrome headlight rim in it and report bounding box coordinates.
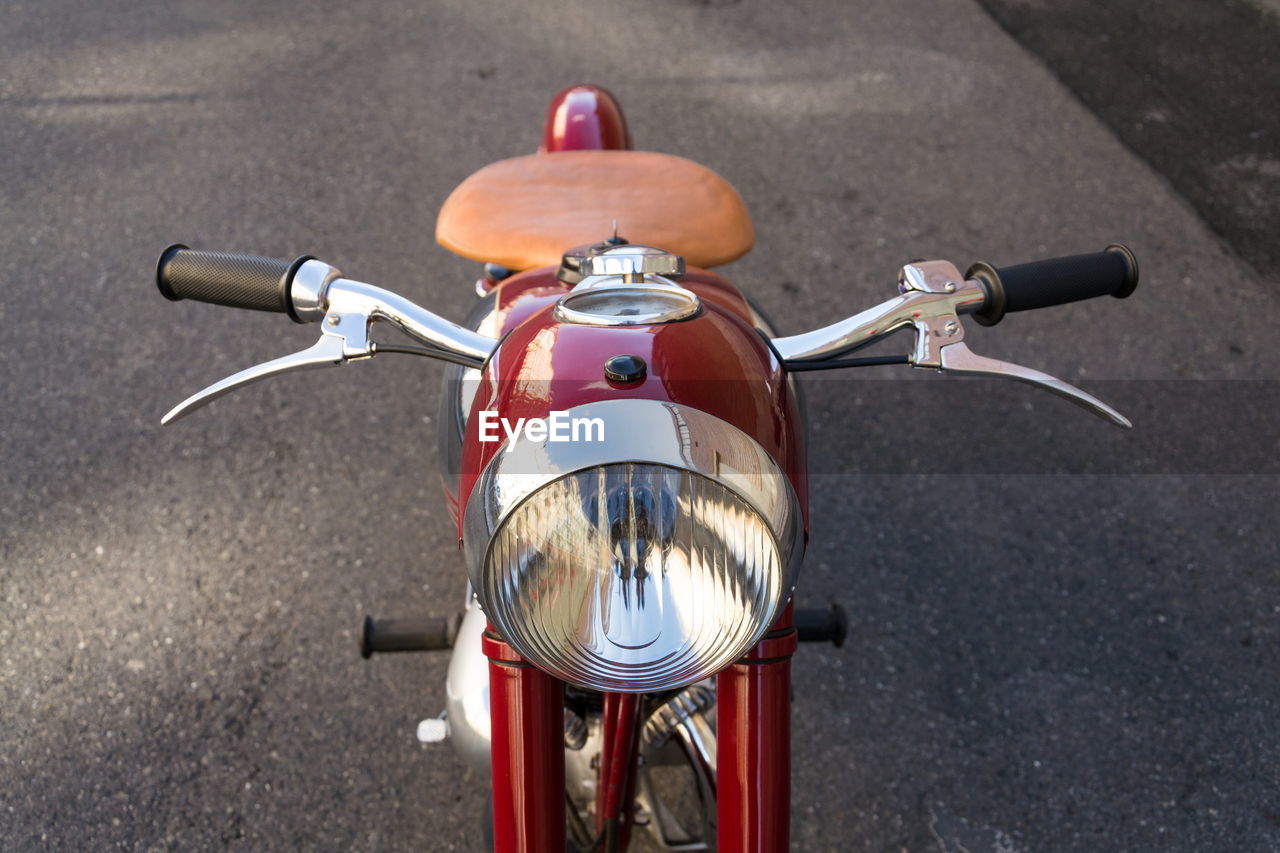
[462,399,803,588]
[462,399,804,692]
[480,462,792,692]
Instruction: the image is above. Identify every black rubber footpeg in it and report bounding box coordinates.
[361,614,462,658]
[794,602,848,647]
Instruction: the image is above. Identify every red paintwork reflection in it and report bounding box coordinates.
[541,84,632,152]
[457,277,808,538]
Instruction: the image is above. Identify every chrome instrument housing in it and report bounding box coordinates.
[558,242,685,285]
[553,282,700,326]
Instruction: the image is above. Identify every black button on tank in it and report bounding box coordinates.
[604,354,646,384]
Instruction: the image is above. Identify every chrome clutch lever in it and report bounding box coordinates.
[161,311,371,425]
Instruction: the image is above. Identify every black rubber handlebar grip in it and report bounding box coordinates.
[968,244,1139,326]
[156,244,314,321]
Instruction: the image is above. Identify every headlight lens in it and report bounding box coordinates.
[482,463,789,692]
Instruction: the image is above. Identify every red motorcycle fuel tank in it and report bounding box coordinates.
[450,265,809,537]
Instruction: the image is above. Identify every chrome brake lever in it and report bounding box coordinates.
[161,311,371,425]
[900,261,1131,429]
[161,263,496,426]
[932,340,1131,429]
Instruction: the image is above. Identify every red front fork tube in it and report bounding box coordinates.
[483,628,566,853]
[716,601,797,853]
[595,692,643,850]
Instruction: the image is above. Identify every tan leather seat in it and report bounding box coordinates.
[435,151,754,271]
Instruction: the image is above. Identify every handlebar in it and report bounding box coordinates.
[153,244,497,424]
[967,244,1138,326]
[156,244,315,322]
[155,242,1138,428]
[767,245,1139,428]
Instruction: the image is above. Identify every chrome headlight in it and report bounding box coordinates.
[464,400,801,692]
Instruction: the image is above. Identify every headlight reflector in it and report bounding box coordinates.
[482,463,789,692]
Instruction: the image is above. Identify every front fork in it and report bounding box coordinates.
[483,629,567,852]
[484,603,796,853]
[716,602,796,853]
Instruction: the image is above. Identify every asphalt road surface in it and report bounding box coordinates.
[978,0,1280,284]
[2,1,1277,851]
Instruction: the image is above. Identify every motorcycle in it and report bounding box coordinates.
[154,84,1139,852]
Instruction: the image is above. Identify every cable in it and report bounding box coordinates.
[784,354,910,372]
[373,342,909,372]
